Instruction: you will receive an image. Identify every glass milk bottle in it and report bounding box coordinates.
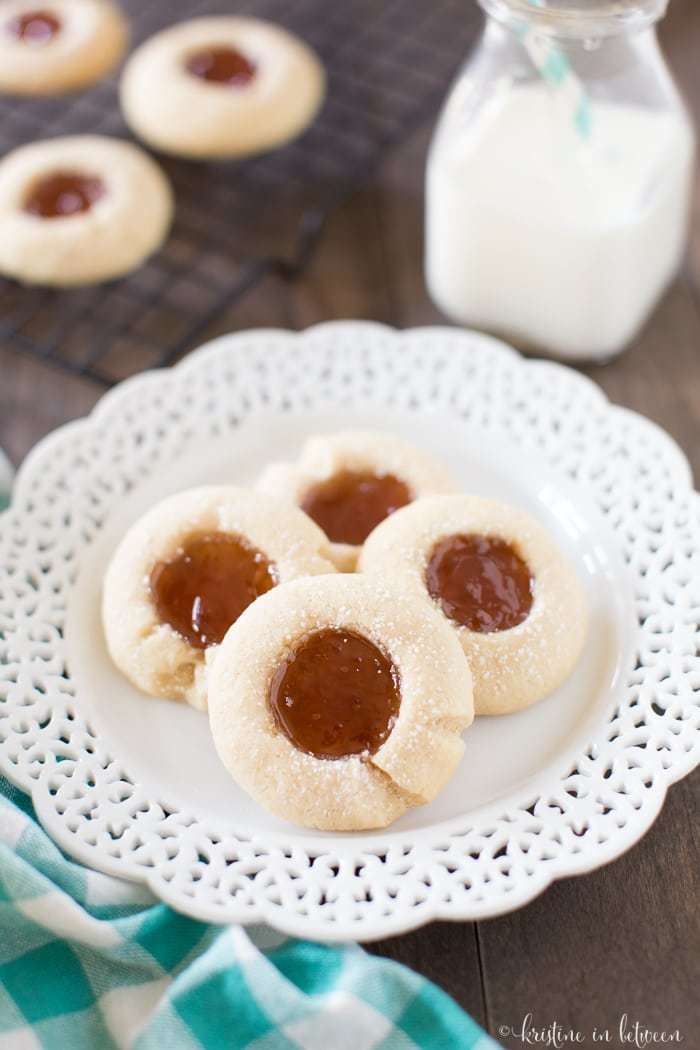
[425,0,695,362]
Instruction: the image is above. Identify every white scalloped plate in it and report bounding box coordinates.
[1,322,698,943]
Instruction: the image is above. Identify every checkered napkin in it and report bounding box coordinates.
[0,456,501,1050]
[0,448,11,512]
[0,779,502,1050]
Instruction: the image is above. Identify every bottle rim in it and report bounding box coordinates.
[478,0,668,38]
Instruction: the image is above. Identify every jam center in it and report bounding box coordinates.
[426,533,533,633]
[24,173,105,219]
[269,629,401,760]
[150,532,276,649]
[7,10,61,44]
[301,470,412,546]
[185,46,256,85]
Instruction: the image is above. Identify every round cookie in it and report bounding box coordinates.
[0,135,173,286]
[208,574,473,831]
[257,430,459,571]
[0,0,128,96]
[359,494,589,716]
[102,486,337,711]
[120,16,325,159]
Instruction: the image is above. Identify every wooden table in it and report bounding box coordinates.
[1,3,698,1046]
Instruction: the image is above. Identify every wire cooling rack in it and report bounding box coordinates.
[0,0,481,385]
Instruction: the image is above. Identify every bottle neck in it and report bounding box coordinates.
[478,0,667,40]
[472,10,684,118]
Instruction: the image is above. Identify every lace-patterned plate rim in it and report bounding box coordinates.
[1,321,698,943]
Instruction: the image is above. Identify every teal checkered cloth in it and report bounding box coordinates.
[0,780,501,1049]
[0,454,501,1050]
[0,448,11,513]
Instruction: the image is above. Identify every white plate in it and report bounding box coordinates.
[1,322,698,942]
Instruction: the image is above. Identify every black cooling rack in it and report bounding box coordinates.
[0,0,481,386]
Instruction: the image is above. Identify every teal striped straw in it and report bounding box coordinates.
[510,0,592,139]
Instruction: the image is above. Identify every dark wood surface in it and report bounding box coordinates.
[1,3,698,1047]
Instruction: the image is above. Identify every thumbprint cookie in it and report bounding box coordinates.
[0,135,172,286]
[120,17,325,159]
[257,430,459,571]
[0,0,128,95]
[208,574,473,830]
[360,495,588,716]
[102,486,336,711]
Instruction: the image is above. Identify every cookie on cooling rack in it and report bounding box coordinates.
[256,430,459,571]
[120,16,325,159]
[360,494,589,716]
[208,574,473,831]
[0,135,173,286]
[0,0,128,95]
[102,486,336,711]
